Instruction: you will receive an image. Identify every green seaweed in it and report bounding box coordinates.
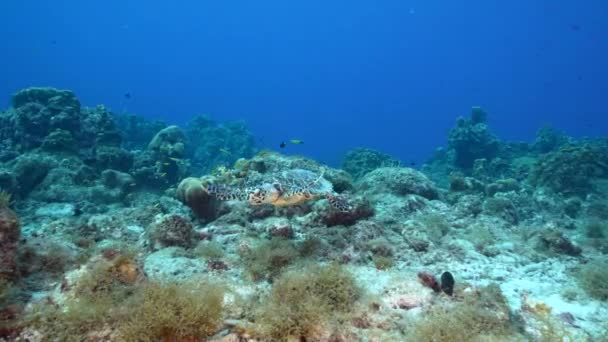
[26,279,225,341]
[194,240,225,260]
[119,281,225,341]
[372,255,394,270]
[254,263,360,341]
[242,238,299,281]
[577,258,608,301]
[0,190,12,208]
[406,284,517,341]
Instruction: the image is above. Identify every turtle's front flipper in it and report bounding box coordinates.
[325,194,352,212]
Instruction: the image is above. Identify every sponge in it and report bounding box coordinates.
[176,177,216,221]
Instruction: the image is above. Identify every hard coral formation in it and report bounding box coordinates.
[530,143,608,195]
[12,87,81,149]
[447,106,500,170]
[342,147,399,179]
[356,167,439,200]
[533,125,569,153]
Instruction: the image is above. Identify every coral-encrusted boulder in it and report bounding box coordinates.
[0,195,20,280]
[148,214,195,249]
[356,167,439,200]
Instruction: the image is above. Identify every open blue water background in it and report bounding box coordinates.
[1,0,606,166]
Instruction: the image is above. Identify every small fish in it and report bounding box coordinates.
[124,92,132,99]
[163,162,170,166]
[289,139,304,145]
[219,148,231,155]
[169,157,181,162]
[279,142,286,148]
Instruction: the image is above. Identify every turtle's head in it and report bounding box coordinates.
[248,183,281,206]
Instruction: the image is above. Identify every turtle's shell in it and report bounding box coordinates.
[271,169,334,194]
[245,169,334,207]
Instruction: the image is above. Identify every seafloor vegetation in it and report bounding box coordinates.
[0,87,607,341]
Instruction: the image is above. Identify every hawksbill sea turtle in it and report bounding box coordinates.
[203,169,352,212]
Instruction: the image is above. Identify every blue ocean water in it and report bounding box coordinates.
[1,0,606,165]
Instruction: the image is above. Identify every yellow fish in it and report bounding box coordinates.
[289,139,304,145]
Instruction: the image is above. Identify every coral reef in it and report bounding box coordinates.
[0,87,607,340]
